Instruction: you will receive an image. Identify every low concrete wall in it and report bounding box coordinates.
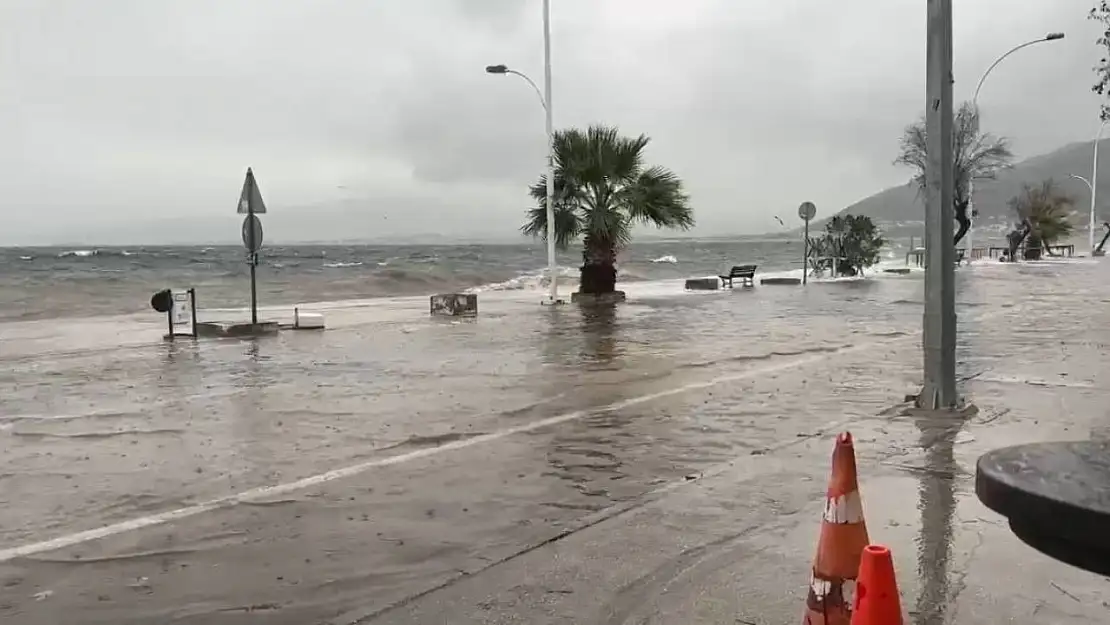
[760,277,801,286]
[684,278,720,291]
[430,293,478,317]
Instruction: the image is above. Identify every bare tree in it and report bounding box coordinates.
[894,102,1014,245]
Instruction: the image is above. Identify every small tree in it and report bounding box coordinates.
[1091,2,1110,121]
[894,102,1014,245]
[807,214,885,276]
[1008,179,1075,260]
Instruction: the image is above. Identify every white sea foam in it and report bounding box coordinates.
[468,266,579,293]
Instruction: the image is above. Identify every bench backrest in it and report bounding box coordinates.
[729,265,757,277]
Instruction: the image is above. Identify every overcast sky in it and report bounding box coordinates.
[1,0,1103,245]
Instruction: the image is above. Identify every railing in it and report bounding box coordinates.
[988,244,1075,259]
[904,247,988,267]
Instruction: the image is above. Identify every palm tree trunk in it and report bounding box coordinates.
[1024,230,1043,260]
[1005,221,1031,261]
[953,198,970,246]
[579,234,617,294]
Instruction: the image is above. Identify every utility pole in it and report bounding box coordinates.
[920,0,958,409]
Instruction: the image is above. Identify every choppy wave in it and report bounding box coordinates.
[57,249,134,258]
[470,266,579,293]
[0,238,930,321]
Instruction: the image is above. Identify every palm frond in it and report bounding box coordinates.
[521,195,583,250]
[623,166,694,230]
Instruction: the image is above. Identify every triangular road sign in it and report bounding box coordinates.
[237,167,268,214]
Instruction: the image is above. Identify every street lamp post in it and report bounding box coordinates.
[966,32,1065,262]
[485,0,560,305]
[1089,121,1108,253]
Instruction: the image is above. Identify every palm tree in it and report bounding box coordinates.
[894,102,1014,245]
[1008,179,1075,260]
[522,125,694,295]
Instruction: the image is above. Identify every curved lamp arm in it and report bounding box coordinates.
[485,65,547,113]
[973,33,1065,106]
[1070,174,1094,192]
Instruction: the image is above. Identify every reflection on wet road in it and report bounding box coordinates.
[2,261,1109,623]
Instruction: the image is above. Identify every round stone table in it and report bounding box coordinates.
[976,440,1110,577]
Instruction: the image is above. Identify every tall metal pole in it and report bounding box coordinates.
[247,178,259,325]
[921,0,957,409]
[1091,121,1107,253]
[542,0,558,303]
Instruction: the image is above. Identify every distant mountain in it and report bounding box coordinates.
[827,139,1105,238]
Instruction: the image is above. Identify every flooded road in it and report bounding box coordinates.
[2,262,1110,623]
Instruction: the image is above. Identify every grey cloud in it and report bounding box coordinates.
[1,0,1104,244]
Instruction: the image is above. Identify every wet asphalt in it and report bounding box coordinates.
[2,260,1110,623]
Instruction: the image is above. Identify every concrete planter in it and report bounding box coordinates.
[571,291,627,304]
[430,293,478,317]
[684,278,720,291]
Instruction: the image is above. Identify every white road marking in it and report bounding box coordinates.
[0,335,912,564]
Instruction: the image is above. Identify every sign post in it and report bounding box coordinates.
[798,201,817,285]
[237,168,267,325]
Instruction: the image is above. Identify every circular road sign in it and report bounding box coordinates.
[798,201,817,222]
[242,214,264,252]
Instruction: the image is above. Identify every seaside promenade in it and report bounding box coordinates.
[2,260,1109,624]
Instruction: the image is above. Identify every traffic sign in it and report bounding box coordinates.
[242,214,264,252]
[798,201,817,222]
[237,168,267,214]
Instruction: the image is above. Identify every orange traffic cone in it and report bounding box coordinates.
[802,432,870,625]
[851,545,903,625]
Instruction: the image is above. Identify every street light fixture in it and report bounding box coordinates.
[965,32,1065,262]
[484,0,560,305]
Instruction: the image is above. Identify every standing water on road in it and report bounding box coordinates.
[1,240,1107,624]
